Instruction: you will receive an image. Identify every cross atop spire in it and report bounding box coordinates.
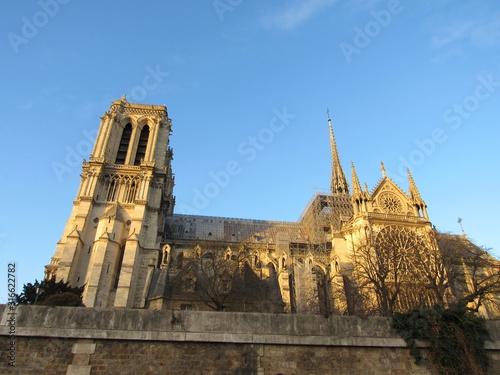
[328,109,349,195]
[457,217,467,237]
[380,161,387,177]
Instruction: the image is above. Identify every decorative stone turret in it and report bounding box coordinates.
[350,162,371,214]
[407,168,429,219]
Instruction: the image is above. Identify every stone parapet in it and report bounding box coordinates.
[1,305,500,348]
[0,305,395,346]
[1,305,499,375]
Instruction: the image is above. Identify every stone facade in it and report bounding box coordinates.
[45,99,500,317]
[1,305,500,374]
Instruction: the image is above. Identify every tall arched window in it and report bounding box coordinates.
[115,123,132,164]
[134,125,150,165]
[268,263,276,275]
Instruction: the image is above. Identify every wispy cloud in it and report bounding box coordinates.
[261,0,338,31]
[470,18,500,46]
[429,48,463,64]
[430,22,474,49]
[17,87,62,110]
[18,101,35,110]
[428,10,500,63]
[431,15,500,50]
[41,87,61,96]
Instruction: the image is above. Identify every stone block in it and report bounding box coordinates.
[72,341,96,355]
[66,365,91,375]
[72,354,90,365]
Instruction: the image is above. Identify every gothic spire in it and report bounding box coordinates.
[351,162,362,196]
[328,110,349,195]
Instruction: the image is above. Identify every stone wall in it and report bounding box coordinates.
[1,305,499,375]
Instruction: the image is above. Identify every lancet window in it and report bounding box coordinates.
[134,125,150,165]
[115,123,132,164]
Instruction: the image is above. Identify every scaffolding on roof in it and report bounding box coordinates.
[299,191,353,244]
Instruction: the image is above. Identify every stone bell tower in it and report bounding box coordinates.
[45,97,175,308]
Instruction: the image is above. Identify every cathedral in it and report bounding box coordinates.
[45,97,500,317]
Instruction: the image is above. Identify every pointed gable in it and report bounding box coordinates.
[99,231,112,240]
[128,231,140,242]
[67,227,83,240]
[370,176,414,216]
[102,203,125,222]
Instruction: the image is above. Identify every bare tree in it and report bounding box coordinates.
[350,228,500,317]
[350,226,430,316]
[179,240,284,312]
[184,240,247,311]
[407,231,456,308]
[351,241,401,316]
[436,233,500,317]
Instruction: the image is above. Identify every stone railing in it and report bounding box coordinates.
[361,212,427,222]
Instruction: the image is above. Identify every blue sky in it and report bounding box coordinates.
[1,0,500,302]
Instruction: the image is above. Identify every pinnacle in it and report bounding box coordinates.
[351,161,362,195]
[407,168,423,202]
